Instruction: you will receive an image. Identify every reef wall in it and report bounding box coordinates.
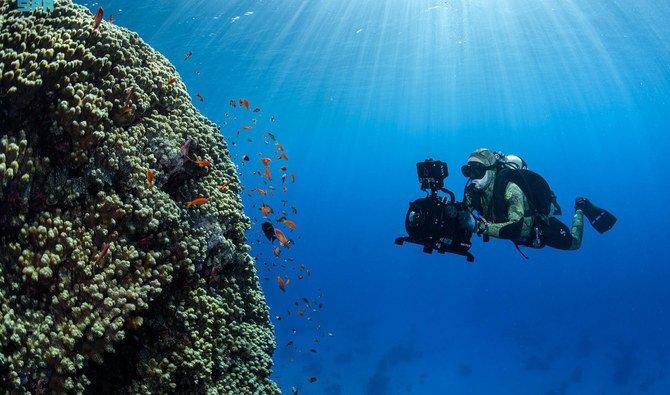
[0,0,278,392]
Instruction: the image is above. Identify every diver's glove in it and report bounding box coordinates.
[474,218,489,236]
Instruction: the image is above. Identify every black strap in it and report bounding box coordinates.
[514,242,529,259]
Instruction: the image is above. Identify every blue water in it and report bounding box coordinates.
[83,0,670,393]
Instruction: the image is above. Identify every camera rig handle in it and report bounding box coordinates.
[438,187,455,203]
[394,236,475,262]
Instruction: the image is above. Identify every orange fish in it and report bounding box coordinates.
[278,152,288,161]
[260,157,272,166]
[277,276,290,292]
[276,143,285,151]
[185,197,208,206]
[121,105,133,116]
[92,7,104,33]
[282,219,297,230]
[273,246,281,257]
[167,77,177,86]
[242,125,253,130]
[264,167,272,180]
[253,187,267,195]
[194,159,211,167]
[260,203,273,217]
[219,180,230,189]
[240,98,250,110]
[95,241,111,264]
[146,169,154,187]
[274,228,291,247]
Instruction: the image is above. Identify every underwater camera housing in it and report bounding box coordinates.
[395,159,475,262]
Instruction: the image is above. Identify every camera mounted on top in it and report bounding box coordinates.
[417,158,449,194]
[395,159,474,262]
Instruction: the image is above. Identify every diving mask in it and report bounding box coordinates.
[461,162,495,180]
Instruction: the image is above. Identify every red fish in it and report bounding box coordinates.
[260,157,271,166]
[278,152,288,160]
[92,7,104,33]
[240,98,250,110]
[281,219,297,231]
[185,197,208,206]
[96,241,111,264]
[253,187,267,195]
[146,169,154,187]
[276,143,285,151]
[264,167,272,180]
[274,228,291,247]
[193,159,211,167]
[277,276,290,292]
[260,203,273,217]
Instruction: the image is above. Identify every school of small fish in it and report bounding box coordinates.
[179,47,328,388]
[220,96,329,389]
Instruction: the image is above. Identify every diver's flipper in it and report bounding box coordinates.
[575,197,617,234]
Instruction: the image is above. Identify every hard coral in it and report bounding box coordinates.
[0,0,278,392]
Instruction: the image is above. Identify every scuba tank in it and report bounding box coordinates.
[504,154,527,170]
[498,153,562,216]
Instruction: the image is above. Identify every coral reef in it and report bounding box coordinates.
[0,0,278,392]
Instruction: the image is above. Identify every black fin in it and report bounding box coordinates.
[576,198,617,234]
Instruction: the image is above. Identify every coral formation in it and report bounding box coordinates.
[0,0,278,392]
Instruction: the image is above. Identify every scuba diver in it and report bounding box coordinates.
[461,148,616,253]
